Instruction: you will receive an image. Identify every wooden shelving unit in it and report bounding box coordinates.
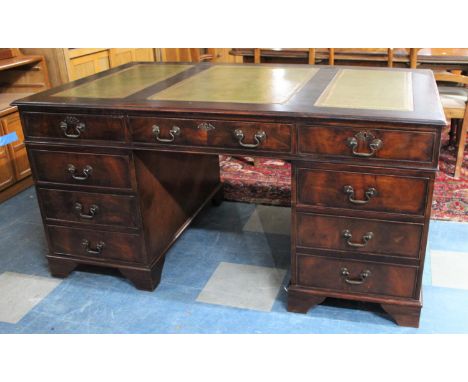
[22,48,156,86]
[0,49,50,202]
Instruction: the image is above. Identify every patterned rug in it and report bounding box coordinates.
[432,128,468,221]
[219,128,468,222]
[220,156,292,206]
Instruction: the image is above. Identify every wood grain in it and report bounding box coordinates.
[296,212,423,258]
[15,62,444,326]
[296,254,418,299]
[297,167,429,216]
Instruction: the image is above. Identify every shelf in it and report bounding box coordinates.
[0,92,34,117]
[0,56,43,72]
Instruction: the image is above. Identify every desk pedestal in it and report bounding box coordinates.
[32,147,221,291]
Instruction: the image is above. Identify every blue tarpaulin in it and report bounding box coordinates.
[0,132,18,146]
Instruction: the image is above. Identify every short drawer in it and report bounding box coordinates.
[47,225,144,263]
[38,188,140,228]
[130,116,292,152]
[22,112,126,141]
[30,149,133,190]
[297,168,429,216]
[296,254,418,298]
[298,125,437,165]
[296,213,423,258]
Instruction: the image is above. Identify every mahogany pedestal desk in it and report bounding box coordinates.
[13,63,445,327]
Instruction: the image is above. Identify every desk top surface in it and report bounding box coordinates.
[13,62,446,126]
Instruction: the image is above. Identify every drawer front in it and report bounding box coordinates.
[296,255,418,298]
[298,125,436,165]
[38,188,139,228]
[30,150,133,190]
[297,168,428,216]
[296,213,423,258]
[47,225,144,263]
[22,112,126,141]
[130,116,292,152]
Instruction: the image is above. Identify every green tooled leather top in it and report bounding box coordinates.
[54,64,193,99]
[315,69,414,111]
[24,62,444,126]
[149,65,319,104]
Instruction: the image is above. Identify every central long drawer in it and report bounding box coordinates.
[129,116,292,152]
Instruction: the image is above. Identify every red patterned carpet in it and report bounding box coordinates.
[219,130,468,222]
[432,131,468,221]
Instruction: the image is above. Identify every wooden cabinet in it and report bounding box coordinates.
[158,48,194,62]
[2,112,31,180]
[0,124,15,191]
[0,49,50,202]
[66,49,110,81]
[21,48,156,85]
[109,48,155,67]
[66,48,155,81]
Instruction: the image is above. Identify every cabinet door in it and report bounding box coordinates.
[109,48,136,67]
[160,48,192,62]
[0,123,16,191]
[134,48,154,62]
[108,49,155,68]
[68,50,110,80]
[2,112,31,180]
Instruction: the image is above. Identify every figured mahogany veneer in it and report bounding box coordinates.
[47,225,145,263]
[130,116,292,152]
[13,62,446,328]
[296,213,423,259]
[297,167,429,216]
[22,112,127,142]
[38,188,140,229]
[296,255,418,299]
[30,149,134,190]
[298,124,438,167]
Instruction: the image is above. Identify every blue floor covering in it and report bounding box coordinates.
[1,187,467,334]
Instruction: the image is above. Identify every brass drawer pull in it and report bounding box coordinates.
[340,267,371,285]
[234,129,266,148]
[81,239,105,255]
[342,229,373,248]
[74,202,99,219]
[346,131,383,157]
[152,125,180,143]
[60,117,86,138]
[343,185,377,204]
[67,164,93,181]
